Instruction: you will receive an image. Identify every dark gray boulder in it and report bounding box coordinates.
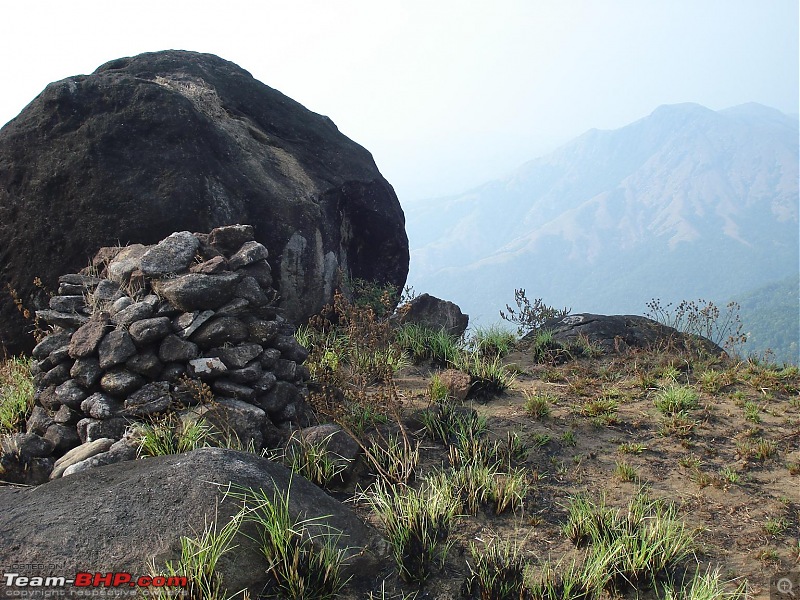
[397,293,469,338]
[535,313,726,355]
[0,50,408,355]
[0,448,386,597]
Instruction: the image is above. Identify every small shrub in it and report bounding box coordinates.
[613,460,639,482]
[654,385,699,415]
[470,324,518,358]
[463,538,529,600]
[524,391,553,419]
[451,349,517,397]
[366,432,420,485]
[282,433,351,488]
[500,288,570,336]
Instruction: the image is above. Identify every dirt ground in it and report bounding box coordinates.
[336,347,800,599]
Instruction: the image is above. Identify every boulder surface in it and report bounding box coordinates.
[0,447,386,598]
[0,49,408,355]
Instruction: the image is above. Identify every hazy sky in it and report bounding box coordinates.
[1,1,797,202]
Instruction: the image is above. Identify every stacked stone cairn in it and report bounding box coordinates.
[2,225,314,484]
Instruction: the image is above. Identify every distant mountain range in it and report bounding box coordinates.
[406,102,799,359]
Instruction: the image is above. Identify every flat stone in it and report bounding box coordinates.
[58,282,90,295]
[68,313,111,358]
[40,362,72,387]
[190,255,227,274]
[53,404,83,426]
[173,310,214,339]
[247,319,279,345]
[61,440,137,477]
[212,379,256,401]
[98,329,137,369]
[128,316,172,346]
[58,274,102,288]
[159,334,199,363]
[187,357,228,378]
[35,310,88,329]
[50,438,115,479]
[110,296,134,315]
[49,295,87,313]
[228,241,269,270]
[32,332,72,360]
[240,261,273,289]
[100,369,145,397]
[215,297,250,316]
[70,357,102,389]
[81,393,123,419]
[139,231,200,277]
[190,316,248,348]
[215,343,263,369]
[91,279,126,306]
[153,272,241,311]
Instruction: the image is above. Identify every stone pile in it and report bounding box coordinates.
[1,225,313,484]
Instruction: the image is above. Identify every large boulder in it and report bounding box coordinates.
[0,50,408,355]
[397,293,469,338]
[0,447,386,598]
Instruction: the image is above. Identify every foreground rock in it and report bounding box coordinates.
[536,313,726,355]
[0,49,408,355]
[0,448,386,598]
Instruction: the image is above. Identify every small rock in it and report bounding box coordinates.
[259,348,281,369]
[139,231,200,277]
[125,352,164,379]
[98,329,137,369]
[91,278,126,305]
[240,261,273,289]
[53,404,83,426]
[190,316,248,348]
[125,381,171,416]
[228,241,269,270]
[70,357,103,389]
[215,297,251,315]
[159,363,186,383]
[153,272,241,311]
[208,224,255,255]
[128,316,172,346]
[48,295,87,313]
[77,417,128,443]
[106,244,148,285]
[111,301,153,327]
[35,309,89,329]
[173,310,214,339]
[437,369,472,403]
[188,357,229,378]
[228,360,262,384]
[190,255,227,274]
[212,379,256,401]
[54,379,88,409]
[215,343,263,369]
[271,334,309,363]
[26,406,55,436]
[32,332,72,360]
[251,372,277,394]
[109,296,135,315]
[273,359,298,382]
[257,381,301,417]
[1,432,55,458]
[100,369,145,397]
[44,423,82,455]
[159,334,199,363]
[50,437,115,479]
[68,313,111,358]
[81,393,123,419]
[40,362,73,387]
[58,273,102,288]
[182,398,267,450]
[234,276,269,306]
[35,385,60,411]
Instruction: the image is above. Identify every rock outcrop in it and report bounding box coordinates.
[397,293,469,338]
[0,447,386,598]
[536,313,726,355]
[0,50,408,355]
[1,226,313,484]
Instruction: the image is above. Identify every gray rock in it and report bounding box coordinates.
[50,437,115,479]
[26,406,55,436]
[273,359,298,382]
[44,423,82,455]
[1,432,55,458]
[46,342,71,366]
[58,282,90,295]
[159,334,199,363]
[173,310,214,339]
[190,316,249,348]
[139,231,200,277]
[153,272,241,311]
[53,379,88,410]
[251,371,277,394]
[259,347,281,369]
[187,356,228,378]
[70,357,102,389]
[110,301,154,327]
[208,224,255,255]
[40,362,72,387]
[106,244,148,285]
[58,273,102,288]
[1,448,387,595]
[68,313,111,358]
[190,254,228,274]
[125,352,163,379]
[35,309,88,329]
[257,381,302,417]
[34,385,59,411]
[76,417,127,443]
[247,318,279,345]
[109,295,134,314]
[234,276,269,307]
[0,446,53,484]
[32,332,72,360]
[98,329,137,369]
[48,295,87,313]
[290,424,360,480]
[53,404,83,426]
[228,361,262,384]
[215,297,251,316]
[81,393,123,419]
[212,379,256,401]
[182,398,267,450]
[271,334,309,363]
[128,316,172,345]
[240,260,273,289]
[228,240,269,270]
[397,293,469,338]
[215,343,263,369]
[124,381,171,416]
[159,363,186,383]
[100,369,145,397]
[92,278,126,305]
